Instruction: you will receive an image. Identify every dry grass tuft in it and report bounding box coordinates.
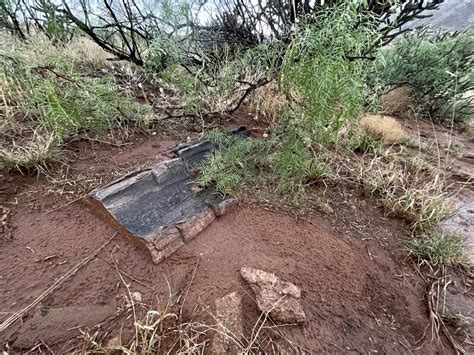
[425,271,472,354]
[76,261,304,355]
[326,145,455,231]
[80,303,207,354]
[250,81,287,126]
[380,85,417,118]
[78,299,304,354]
[354,152,454,230]
[0,132,59,172]
[77,290,304,354]
[63,37,112,70]
[0,32,110,71]
[360,114,405,145]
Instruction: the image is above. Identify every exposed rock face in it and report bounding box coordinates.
[85,141,237,264]
[210,292,244,354]
[240,267,306,324]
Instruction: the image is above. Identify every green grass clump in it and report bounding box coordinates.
[195,130,276,196]
[195,128,333,204]
[0,33,153,171]
[407,233,466,267]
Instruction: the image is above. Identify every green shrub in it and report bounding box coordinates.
[281,5,378,147]
[375,29,474,122]
[257,5,377,192]
[144,34,182,75]
[0,34,153,170]
[407,233,466,266]
[196,4,379,197]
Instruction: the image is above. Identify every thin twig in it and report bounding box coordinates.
[98,256,151,289]
[0,232,117,333]
[113,258,139,350]
[32,66,76,83]
[45,196,84,215]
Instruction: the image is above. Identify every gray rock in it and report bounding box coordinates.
[85,141,237,264]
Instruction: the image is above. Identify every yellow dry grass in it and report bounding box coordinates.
[360,114,405,145]
[0,32,111,71]
[250,81,287,126]
[380,85,417,118]
[63,37,112,69]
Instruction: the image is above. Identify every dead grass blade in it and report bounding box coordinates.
[426,268,467,355]
[0,232,117,333]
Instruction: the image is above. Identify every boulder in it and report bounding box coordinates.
[240,267,306,324]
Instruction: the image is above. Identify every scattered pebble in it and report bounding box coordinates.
[132,291,142,302]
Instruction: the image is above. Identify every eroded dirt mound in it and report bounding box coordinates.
[0,136,445,353]
[188,207,437,353]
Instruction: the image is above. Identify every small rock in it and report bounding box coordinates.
[132,291,142,302]
[210,292,244,354]
[240,267,306,323]
[107,336,121,347]
[210,198,238,217]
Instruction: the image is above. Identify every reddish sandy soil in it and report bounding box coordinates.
[0,130,466,354]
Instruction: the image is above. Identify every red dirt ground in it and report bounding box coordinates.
[0,133,460,354]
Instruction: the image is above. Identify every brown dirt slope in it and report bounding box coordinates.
[0,135,447,353]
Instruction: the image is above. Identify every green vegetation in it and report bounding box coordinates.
[0,1,468,237]
[0,34,152,171]
[1,1,472,353]
[196,6,374,195]
[192,5,463,232]
[0,2,460,232]
[375,29,474,122]
[407,233,466,267]
[280,6,377,146]
[195,130,276,196]
[144,34,182,75]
